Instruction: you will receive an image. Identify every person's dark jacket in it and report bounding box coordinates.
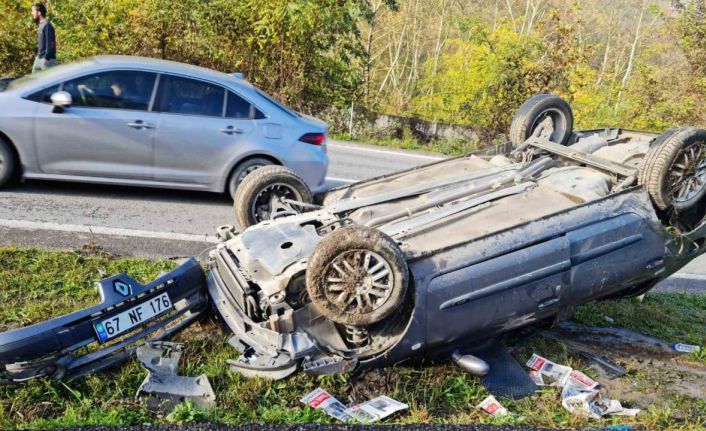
[37,20,56,60]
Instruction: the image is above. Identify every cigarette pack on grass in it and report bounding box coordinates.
[476,395,508,417]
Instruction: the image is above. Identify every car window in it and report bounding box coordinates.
[226,91,265,119]
[62,71,156,110]
[226,91,251,119]
[26,84,60,103]
[254,87,298,118]
[155,75,224,117]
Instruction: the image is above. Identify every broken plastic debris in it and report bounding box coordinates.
[561,380,639,420]
[526,353,639,419]
[476,395,508,417]
[135,341,216,412]
[673,343,701,353]
[575,350,627,379]
[300,388,407,423]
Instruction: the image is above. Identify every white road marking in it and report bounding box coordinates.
[328,142,446,161]
[0,219,220,243]
[666,272,706,280]
[325,176,358,183]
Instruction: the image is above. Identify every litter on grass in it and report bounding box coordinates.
[526,353,639,419]
[673,343,701,353]
[561,381,640,420]
[348,396,409,422]
[476,395,508,417]
[300,388,408,423]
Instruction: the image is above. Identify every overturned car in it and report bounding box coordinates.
[3,94,706,386]
[213,94,706,379]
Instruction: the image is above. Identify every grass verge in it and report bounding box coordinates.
[330,132,479,157]
[0,246,705,430]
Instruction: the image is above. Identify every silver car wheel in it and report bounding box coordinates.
[669,141,706,204]
[324,249,394,314]
[251,183,302,222]
[530,108,567,143]
[237,164,265,185]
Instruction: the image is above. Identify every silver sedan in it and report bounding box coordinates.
[0,56,329,197]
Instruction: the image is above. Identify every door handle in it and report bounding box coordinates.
[127,120,154,129]
[220,126,244,135]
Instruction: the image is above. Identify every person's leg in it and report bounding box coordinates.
[31,57,44,74]
[46,59,57,68]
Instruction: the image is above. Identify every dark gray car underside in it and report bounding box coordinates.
[2,128,706,384]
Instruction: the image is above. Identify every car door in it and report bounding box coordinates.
[33,70,158,179]
[152,74,256,186]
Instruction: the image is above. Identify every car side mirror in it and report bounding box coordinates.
[50,91,72,112]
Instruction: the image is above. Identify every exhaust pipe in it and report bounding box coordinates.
[451,351,490,377]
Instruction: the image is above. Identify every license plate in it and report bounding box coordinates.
[93,292,172,343]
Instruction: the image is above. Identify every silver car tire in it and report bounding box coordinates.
[0,138,18,188]
[227,158,274,200]
[509,94,573,147]
[233,165,312,229]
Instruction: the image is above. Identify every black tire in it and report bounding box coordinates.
[639,127,706,211]
[306,225,408,327]
[227,157,275,199]
[638,128,680,188]
[0,137,18,188]
[233,165,312,229]
[509,94,574,147]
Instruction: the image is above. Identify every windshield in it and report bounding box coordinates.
[5,66,65,91]
[0,77,18,92]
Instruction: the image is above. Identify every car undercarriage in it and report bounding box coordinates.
[3,95,706,395]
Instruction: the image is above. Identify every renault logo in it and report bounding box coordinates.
[113,280,131,297]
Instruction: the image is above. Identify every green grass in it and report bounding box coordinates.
[1,246,705,430]
[330,132,480,156]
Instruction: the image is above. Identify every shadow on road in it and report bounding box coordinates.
[5,179,233,205]
[5,178,346,204]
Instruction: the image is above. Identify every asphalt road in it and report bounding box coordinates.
[0,140,444,258]
[0,139,704,282]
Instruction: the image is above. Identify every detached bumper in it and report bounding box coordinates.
[0,259,208,384]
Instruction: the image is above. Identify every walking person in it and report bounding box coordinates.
[31,3,56,73]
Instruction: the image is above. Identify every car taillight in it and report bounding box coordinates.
[299,133,326,146]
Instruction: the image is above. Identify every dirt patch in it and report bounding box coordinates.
[349,368,400,401]
[543,322,706,409]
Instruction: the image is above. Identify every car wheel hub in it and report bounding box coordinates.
[237,164,264,185]
[669,141,706,204]
[251,183,301,222]
[324,250,394,314]
[531,108,566,143]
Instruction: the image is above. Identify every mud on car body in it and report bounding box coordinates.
[211,95,706,379]
[0,259,208,383]
[3,94,706,384]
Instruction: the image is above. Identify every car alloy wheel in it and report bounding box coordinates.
[323,249,395,315]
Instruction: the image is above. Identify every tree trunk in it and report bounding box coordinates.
[621,0,646,88]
